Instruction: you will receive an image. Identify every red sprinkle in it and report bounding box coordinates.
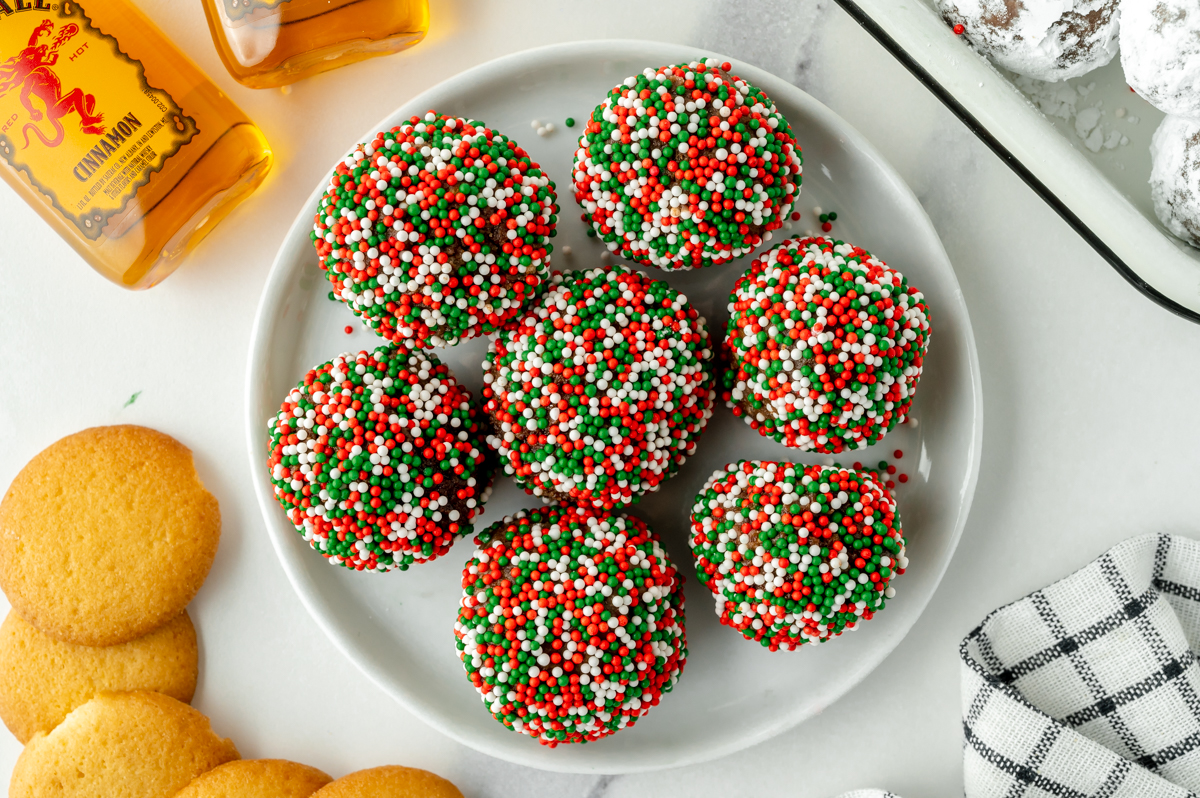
[953,23,965,35]
[821,221,833,232]
[893,449,904,459]
[899,473,909,484]
[344,325,353,334]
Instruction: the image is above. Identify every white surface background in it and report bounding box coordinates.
[1,1,1198,796]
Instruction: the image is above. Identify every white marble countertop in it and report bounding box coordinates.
[2,1,1199,796]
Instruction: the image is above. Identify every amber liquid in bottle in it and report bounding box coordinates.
[0,0,271,289]
[202,0,429,89]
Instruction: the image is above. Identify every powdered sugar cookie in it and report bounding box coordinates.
[1123,0,1200,122]
[937,0,1120,82]
[1150,114,1200,247]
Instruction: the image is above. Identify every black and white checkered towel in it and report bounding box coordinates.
[838,533,1200,798]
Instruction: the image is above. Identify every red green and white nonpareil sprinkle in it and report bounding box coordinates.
[454,504,686,745]
[572,59,802,271]
[482,264,716,510]
[722,236,931,453]
[689,460,906,651]
[268,345,495,572]
[311,112,558,348]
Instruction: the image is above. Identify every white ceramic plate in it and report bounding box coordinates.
[246,39,982,774]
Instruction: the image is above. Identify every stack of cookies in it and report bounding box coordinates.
[0,426,463,798]
[0,426,232,796]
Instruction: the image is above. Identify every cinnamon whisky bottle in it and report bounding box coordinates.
[201,0,429,89]
[0,0,272,289]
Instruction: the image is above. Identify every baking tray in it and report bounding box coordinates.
[836,0,1200,324]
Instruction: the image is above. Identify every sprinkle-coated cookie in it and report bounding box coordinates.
[689,461,907,650]
[312,112,558,348]
[722,236,930,453]
[0,610,197,744]
[454,505,686,745]
[176,759,332,798]
[572,58,801,271]
[268,345,495,572]
[9,691,239,798]
[0,426,220,647]
[312,765,463,798]
[482,264,715,509]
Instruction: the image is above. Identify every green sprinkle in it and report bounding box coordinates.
[123,391,142,408]
[565,117,575,127]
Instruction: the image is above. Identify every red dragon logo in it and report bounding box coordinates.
[0,19,105,149]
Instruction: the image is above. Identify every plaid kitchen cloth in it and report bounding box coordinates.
[839,533,1200,798]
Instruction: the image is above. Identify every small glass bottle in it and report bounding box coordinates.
[201,0,429,89]
[0,0,272,289]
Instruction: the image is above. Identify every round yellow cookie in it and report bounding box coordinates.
[0,609,198,743]
[0,425,221,646]
[9,690,239,798]
[312,765,464,798]
[175,759,332,798]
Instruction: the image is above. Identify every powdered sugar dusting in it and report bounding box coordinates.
[1149,115,1200,247]
[937,0,1120,82]
[1014,76,1130,152]
[1121,0,1200,122]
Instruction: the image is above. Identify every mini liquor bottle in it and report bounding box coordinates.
[0,0,272,289]
[202,0,429,89]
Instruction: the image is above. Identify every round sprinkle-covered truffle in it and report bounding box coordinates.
[311,112,558,348]
[689,460,907,650]
[571,58,802,271]
[454,504,686,745]
[267,345,495,572]
[482,264,716,509]
[722,236,930,453]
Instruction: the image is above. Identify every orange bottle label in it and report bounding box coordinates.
[0,0,197,239]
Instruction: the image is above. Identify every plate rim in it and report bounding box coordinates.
[245,37,984,773]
